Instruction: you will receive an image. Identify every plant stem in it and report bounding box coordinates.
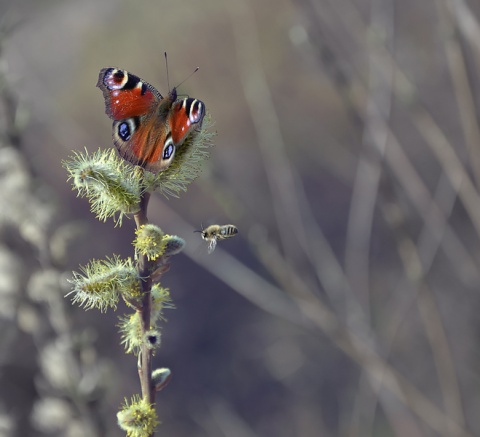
[133,192,156,405]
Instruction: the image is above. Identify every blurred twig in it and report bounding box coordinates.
[347,0,400,434]
[436,0,480,189]
[0,23,109,437]
[301,0,480,287]
[155,192,474,437]
[221,0,475,435]
[381,197,466,435]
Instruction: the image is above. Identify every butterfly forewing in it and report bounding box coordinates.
[97,68,161,120]
[169,98,205,144]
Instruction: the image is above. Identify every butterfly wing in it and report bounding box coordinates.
[169,98,205,144]
[112,114,176,173]
[97,68,162,119]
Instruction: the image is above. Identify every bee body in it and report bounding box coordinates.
[196,224,238,253]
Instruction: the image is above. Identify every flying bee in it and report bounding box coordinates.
[195,224,238,254]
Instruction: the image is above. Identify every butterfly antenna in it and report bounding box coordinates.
[164,51,170,91]
[175,67,199,90]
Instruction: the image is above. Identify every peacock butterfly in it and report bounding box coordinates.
[96,67,205,173]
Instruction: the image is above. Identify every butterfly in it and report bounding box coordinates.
[97,67,205,173]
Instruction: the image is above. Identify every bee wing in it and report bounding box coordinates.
[207,238,217,254]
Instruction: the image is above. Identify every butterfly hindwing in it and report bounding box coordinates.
[113,115,176,173]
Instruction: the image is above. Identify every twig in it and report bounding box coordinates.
[133,191,156,409]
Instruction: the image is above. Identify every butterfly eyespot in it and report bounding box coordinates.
[187,99,205,124]
[118,122,131,141]
[163,143,174,159]
[162,135,175,160]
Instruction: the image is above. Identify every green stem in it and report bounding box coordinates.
[133,191,156,406]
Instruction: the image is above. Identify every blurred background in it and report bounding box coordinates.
[1,0,480,436]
